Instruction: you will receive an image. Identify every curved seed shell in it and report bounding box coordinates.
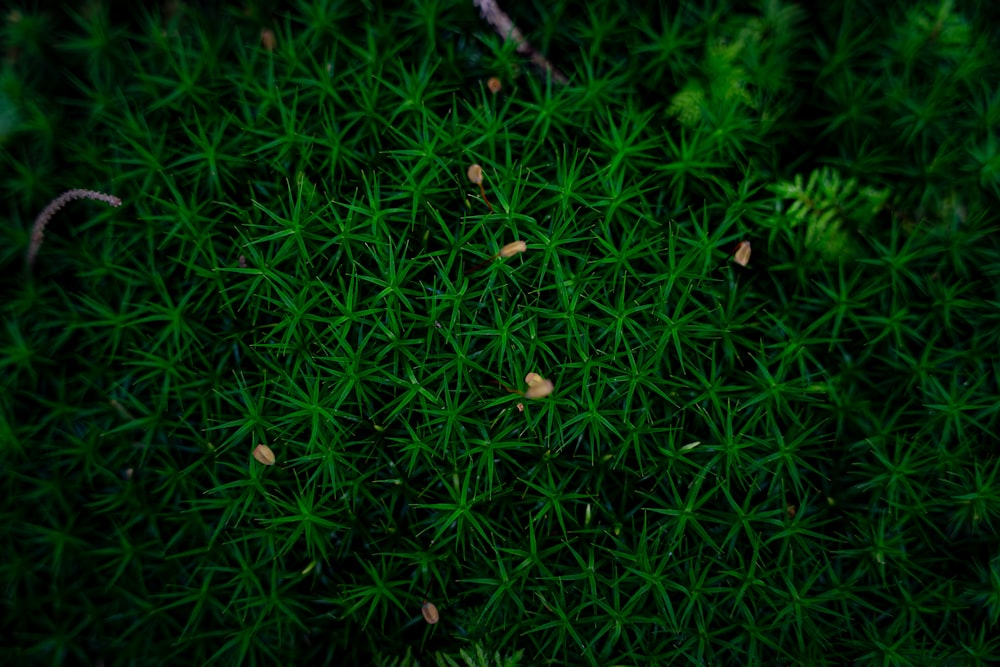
[499,240,527,258]
[524,372,544,387]
[467,164,483,185]
[524,378,555,399]
[733,241,751,267]
[253,443,276,466]
[421,600,440,624]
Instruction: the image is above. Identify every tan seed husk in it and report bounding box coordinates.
[499,240,527,258]
[421,600,440,624]
[260,28,276,51]
[523,373,554,399]
[467,164,484,185]
[733,241,751,267]
[524,379,554,399]
[253,443,276,466]
[524,372,544,387]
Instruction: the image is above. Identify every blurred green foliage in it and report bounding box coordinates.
[1,0,998,664]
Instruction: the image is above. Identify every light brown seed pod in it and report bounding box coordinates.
[499,240,527,258]
[260,28,276,52]
[465,239,527,276]
[523,373,554,399]
[421,599,440,624]
[487,76,502,94]
[467,164,484,185]
[525,379,555,399]
[253,443,276,466]
[733,240,751,267]
[466,164,493,212]
[524,372,544,387]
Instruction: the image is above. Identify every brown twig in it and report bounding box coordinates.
[26,189,122,270]
[472,0,568,85]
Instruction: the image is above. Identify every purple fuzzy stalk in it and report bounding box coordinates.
[26,189,122,269]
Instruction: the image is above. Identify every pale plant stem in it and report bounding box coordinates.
[26,188,122,270]
[472,0,568,84]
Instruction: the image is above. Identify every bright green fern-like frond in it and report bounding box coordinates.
[768,166,890,259]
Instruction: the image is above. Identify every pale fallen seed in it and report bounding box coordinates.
[733,240,751,267]
[421,599,440,624]
[524,378,554,399]
[253,443,276,466]
[466,164,493,212]
[524,372,544,387]
[260,28,276,51]
[467,164,483,185]
[487,76,502,94]
[499,240,527,258]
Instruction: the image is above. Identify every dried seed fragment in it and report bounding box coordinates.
[253,443,276,466]
[733,240,751,267]
[525,380,554,399]
[260,28,276,51]
[465,164,493,212]
[421,599,440,624]
[467,164,484,185]
[523,373,554,399]
[499,240,527,258]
